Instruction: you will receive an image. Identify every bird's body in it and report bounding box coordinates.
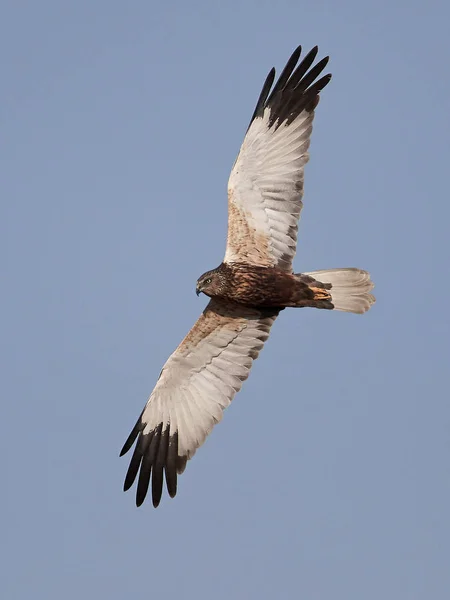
[196,262,333,309]
[120,44,375,508]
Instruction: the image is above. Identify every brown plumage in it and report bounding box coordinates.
[121,44,375,508]
[196,262,333,309]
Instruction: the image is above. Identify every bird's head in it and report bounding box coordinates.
[196,269,226,298]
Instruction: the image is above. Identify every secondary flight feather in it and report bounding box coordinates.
[120,44,375,508]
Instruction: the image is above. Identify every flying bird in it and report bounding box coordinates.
[121,44,375,508]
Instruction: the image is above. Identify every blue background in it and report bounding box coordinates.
[2,1,449,598]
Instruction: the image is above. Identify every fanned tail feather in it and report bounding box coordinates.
[303,268,375,314]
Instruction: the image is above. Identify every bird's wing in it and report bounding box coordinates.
[225,46,331,271]
[120,299,279,507]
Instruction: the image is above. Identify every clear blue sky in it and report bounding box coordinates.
[2,1,449,598]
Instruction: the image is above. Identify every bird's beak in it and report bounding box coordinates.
[196,285,201,296]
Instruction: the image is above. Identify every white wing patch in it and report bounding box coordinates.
[121,299,278,506]
[226,106,314,271]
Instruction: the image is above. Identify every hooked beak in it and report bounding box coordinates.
[196,284,201,296]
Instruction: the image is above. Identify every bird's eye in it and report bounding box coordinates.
[204,278,212,285]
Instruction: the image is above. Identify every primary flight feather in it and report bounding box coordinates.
[120,44,375,508]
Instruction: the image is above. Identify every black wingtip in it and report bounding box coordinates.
[135,469,150,507]
[300,46,319,71]
[123,452,139,491]
[311,73,332,95]
[136,492,146,508]
[247,67,276,131]
[165,431,179,498]
[119,411,145,456]
[289,44,302,66]
[152,492,161,509]
[248,43,332,132]
[119,433,135,457]
[122,422,184,507]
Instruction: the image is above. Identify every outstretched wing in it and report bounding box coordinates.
[120,299,279,507]
[225,46,331,271]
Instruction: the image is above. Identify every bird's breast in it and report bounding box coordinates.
[221,266,296,308]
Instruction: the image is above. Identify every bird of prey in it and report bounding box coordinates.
[120,44,375,508]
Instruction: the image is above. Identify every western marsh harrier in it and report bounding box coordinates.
[121,45,375,507]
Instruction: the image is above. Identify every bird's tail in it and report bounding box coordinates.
[299,268,375,314]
